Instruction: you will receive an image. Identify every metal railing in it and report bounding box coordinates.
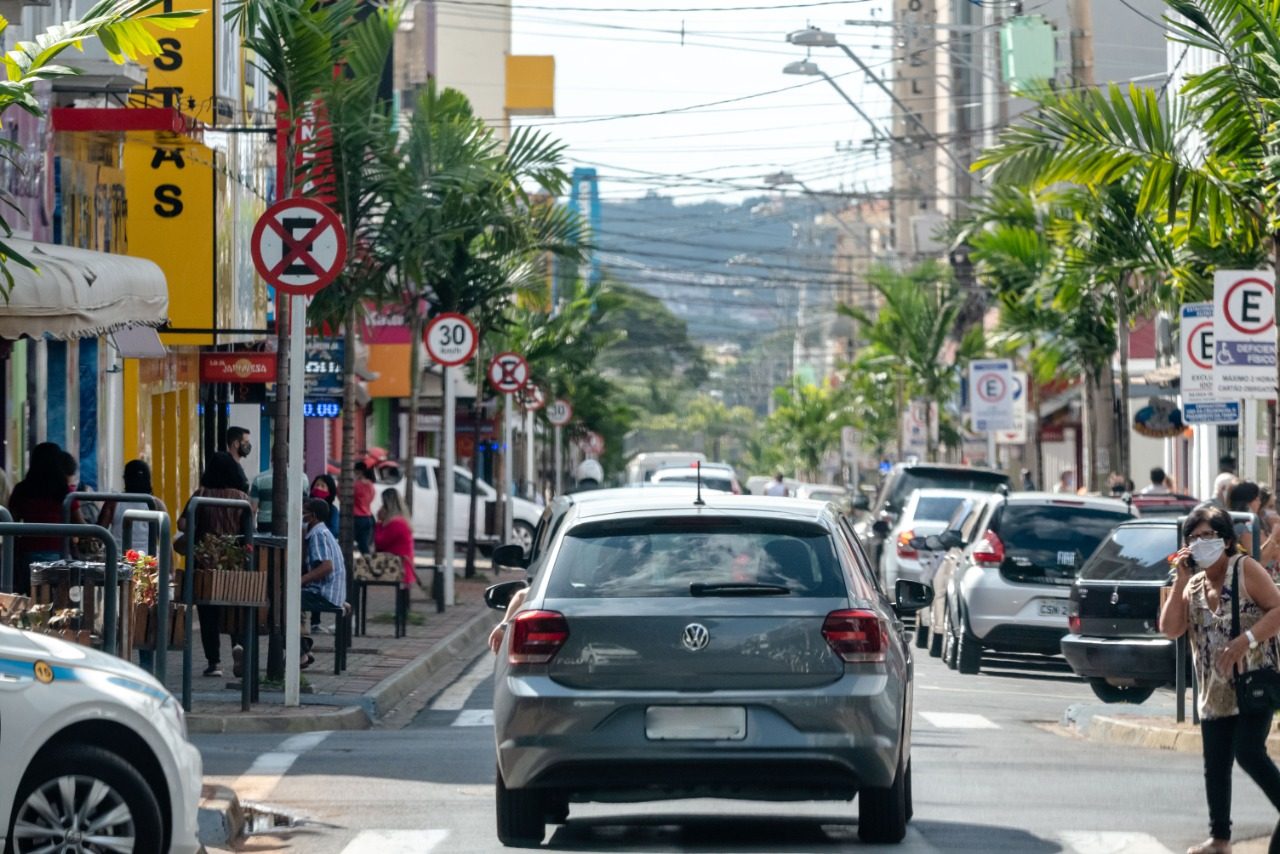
[121,509,174,683]
[62,492,163,557]
[182,496,256,713]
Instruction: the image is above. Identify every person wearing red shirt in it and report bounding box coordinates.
[8,442,82,594]
[353,462,376,555]
[374,488,415,588]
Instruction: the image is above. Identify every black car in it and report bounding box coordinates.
[860,464,1009,578]
[1061,519,1178,704]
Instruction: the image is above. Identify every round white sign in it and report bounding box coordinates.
[487,352,529,394]
[425,313,477,367]
[547,399,573,426]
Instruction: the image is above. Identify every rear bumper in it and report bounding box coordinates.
[1060,634,1174,685]
[494,674,903,798]
[963,570,1071,650]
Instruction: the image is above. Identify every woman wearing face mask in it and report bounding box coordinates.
[1160,504,1280,854]
[310,474,340,537]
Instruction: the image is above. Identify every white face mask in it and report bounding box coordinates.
[1190,537,1226,566]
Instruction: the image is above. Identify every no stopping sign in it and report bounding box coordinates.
[251,198,347,296]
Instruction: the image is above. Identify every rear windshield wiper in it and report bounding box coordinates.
[689,582,791,597]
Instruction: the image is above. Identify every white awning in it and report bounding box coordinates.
[0,240,168,340]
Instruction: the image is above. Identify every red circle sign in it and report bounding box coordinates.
[519,382,546,412]
[1223,277,1276,335]
[488,352,529,394]
[976,373,1007,403]
[425,313,478,367]
[1187,320,1213,370]
[547,399,573,426]
[251,198,347,296]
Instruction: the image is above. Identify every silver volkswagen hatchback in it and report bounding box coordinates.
[489,492,932,847]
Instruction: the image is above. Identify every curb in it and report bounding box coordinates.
[1070,712,1280,756]
[186,607,498,734]
[197,784,244,848]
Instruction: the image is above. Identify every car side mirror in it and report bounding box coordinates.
[492,543,530,569]
[908,535,931,551]
[939,530,963,550]
[853,495,870,512]
[484,579,529,611]
[894,580,934,615]
[872,519,891,537]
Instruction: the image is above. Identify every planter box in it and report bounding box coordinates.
[131,602,187,650]
[194,569,267,607]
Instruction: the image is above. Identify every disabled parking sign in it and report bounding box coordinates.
[1214,271,1276,399]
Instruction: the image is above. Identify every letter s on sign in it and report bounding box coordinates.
[154,184,183,218]
[153,37,183,72]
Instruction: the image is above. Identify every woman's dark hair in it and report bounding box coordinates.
[201,451,246,491]
[313,473,338,506]
[1183,504,1238,552]
[123,459,153,495]
[19,442,69,501]
[1228,480,1262,512]
[60,451,78,479]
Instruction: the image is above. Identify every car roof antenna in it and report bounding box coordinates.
[694,461,706,507]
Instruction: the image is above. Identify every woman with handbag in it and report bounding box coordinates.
[1160,504,1280,854]
[374,488,415,589]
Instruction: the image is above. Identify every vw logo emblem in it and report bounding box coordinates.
[682,623,710,652]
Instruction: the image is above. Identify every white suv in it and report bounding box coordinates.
[938,492,1135,675]
[1,624,203,853]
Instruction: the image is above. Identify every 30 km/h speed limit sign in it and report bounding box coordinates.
[251,197,347,296]
[547,399,573,426]
[487,352,529,394]
[425,313,477,367]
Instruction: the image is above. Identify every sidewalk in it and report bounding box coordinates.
[154,558,505,734]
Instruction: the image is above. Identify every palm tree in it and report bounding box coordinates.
[765,380,847,481]
[0,0,199,288]
[682,395,755,461]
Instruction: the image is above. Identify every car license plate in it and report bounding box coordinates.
[1038,600,1070,617]
[645,706,746,741]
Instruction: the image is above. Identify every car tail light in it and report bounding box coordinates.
[822,609,887,663]
[1068,599,1081,634]
[896,530,917,560]
[972,531,1004,569]
[509,610,569,665]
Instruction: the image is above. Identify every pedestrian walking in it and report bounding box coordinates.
[764,473,788,497]
[8,442,79,594]
[1160,505,1280,854]
[1052,470,1075,494]
[353,462,376,555]
[374,488,415,589]
[301,497,348,671]
[226,426,253,492]
[1020,468,1035,491]
[179,451,251,678]
[1140,467,1172,495]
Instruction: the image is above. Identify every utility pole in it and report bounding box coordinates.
[1068,0,1095,88]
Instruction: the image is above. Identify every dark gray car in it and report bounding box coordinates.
[488,492,932,847]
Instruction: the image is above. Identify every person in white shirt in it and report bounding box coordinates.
[764,474,789,497]
[1139,467,1173,496]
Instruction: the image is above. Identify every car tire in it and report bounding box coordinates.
[1087,678,1156,705]
[956,611,982,675]
[914,621,929,649]
[8,743,164,854]
[513,521,536,557]
[544,792,570,824]
[496,765,546,847]
[942,604,958,670]
[928,621,944,658]
[904,757,913,823]
[858,751,908,844]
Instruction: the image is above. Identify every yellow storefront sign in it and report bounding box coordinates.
[125,134,215,345]
[143,0,215,126]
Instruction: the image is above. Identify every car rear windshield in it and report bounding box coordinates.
[547,518,846,598]
[914,496,967,523]
[1079,525,1178,582]
[994,504,1132,582]
[890,470,1006,509]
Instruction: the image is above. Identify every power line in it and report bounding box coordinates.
[439,0,878,13]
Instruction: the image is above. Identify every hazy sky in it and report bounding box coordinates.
[488,0,899,203]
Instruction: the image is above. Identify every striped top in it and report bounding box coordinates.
[304,522,347,608]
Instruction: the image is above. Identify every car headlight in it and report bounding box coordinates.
[161,694,188,738]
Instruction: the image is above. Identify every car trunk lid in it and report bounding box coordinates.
[1072,523,1177,637]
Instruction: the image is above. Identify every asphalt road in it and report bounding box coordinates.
[196,641,1280,853]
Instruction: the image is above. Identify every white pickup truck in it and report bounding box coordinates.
[369,457,542,554]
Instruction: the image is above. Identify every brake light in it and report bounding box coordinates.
[972,531,1004,569]
[1068,599,1081,634]
[508,610,569,665]
[822,609,887,663]
[896,530,917,560]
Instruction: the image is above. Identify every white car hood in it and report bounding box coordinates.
[0,623,166,689]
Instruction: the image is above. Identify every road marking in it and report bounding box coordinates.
[1059,831,1174,854]
[430,655,493,711]
[919,711,999,729]
[231,731,331,802]
[340,829,450,853]
[918,684,1088,701]
[452,709,494,727]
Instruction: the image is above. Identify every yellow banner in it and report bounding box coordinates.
[143,0,215,125]
[125,134,215,345]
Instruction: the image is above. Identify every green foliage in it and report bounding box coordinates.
[764,380,849,479]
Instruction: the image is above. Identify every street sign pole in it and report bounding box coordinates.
[525,407,535,500]
[554,425,563,496]
[285,293,304,708]
[441,365,455,606]
[503,402,514,545]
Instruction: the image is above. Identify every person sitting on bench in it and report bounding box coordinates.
[301,498,348,669]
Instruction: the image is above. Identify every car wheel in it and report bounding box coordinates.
[858,751,908,844]
[9,744,163,854]
[914,621,929,649]
[904,757,913,823]
[544,793,570,824]
[496,765,545,847]
[1087,678,1156,705]
[956,610,982,675]
[928,621,944,658]
[513,521,535,557]
[942,604,958,670]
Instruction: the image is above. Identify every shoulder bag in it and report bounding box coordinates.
[1230,555,1280,714]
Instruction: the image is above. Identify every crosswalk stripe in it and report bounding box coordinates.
[451,709,495,727]
[430,655,493,711]
[232,731,331,802]
[919,711,999,729]
[340,829,450,853]
[1058,831,1174,854]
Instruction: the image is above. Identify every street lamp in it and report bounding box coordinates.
[782,59,887,143]
[786,26,975,182]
